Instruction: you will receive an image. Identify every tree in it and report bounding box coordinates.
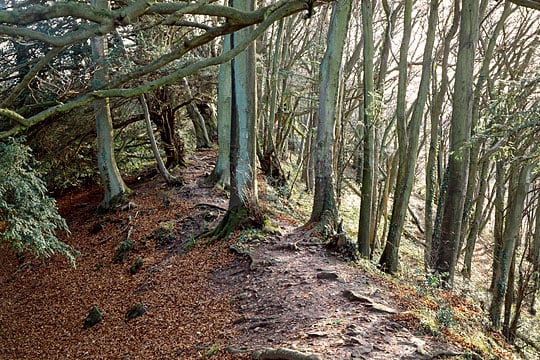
[307,0,353,233]
[431,0,481,285]
[205,0,263,240]
[0,0,325,139]
[210,34,232,189]
[357,0,375,258]
[91,0,129,209]
[380,0,438,273]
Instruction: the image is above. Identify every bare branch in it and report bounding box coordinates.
[508,0,540,11]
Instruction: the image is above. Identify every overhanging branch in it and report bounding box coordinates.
[0,0,317,140]
[508,0,540,10]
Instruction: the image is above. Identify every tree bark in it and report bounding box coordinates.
[91,0,128,210]
[307,0,352,232]
[206,0,262,241]
[357,0,375,257]
[432,0,480,285]
[140,94,182,185]
[489,163,532,330]
[211,34,232,189]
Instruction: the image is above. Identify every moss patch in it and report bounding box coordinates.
[83,306,103,329]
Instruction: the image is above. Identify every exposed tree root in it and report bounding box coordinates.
[200,205,266,245]
[251,348,321,360]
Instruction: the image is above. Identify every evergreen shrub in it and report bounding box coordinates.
[0,138,78,265]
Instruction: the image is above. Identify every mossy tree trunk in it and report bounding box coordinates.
[425,1,460,269]
[381,0,438,272]
[307,0,352,233]
[489,163,532,330]
[91,0,128,209]
[206,0,262,241]
[357,0,376,258]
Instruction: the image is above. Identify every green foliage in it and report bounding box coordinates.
[113,240,135,263]
[0,138,77,265]
[435,305,456,329]
[416,271,449,295]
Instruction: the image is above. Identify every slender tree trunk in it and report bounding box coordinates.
[458,1,511,257]
[432,0,480,285]
[91,0,128,210]
[490,160,506,291]
[140,94,181,185]
[530,199,540,313]
[380,0,437,273]
[307,0,353,231]
[425,0,460,269]
[462,158,489,278]
[358,0,375,257]
[489,163,532,330]
[184,78,211,149]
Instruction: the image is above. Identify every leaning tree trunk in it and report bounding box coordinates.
[140,94,181,185]
[184,78,211,149]
[307,0,353,233]
[91,0,128,210]
[432,0,480,286]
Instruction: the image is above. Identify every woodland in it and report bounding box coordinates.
[1,0,540,358]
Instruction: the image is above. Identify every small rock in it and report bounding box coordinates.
[343,289,374,303]
[368,302,399,314]
[125,303,146,322]
[317,271,339,281]
[350,342,373,355]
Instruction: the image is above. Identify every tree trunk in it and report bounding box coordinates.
[461,158,489,278]
[381,0,437,273]
[140,94,181,185]
[490,161,505,292]
[432,0,480,285]
[458,1,510,258]
[206,0,262,240]
[307,0,352,232]
[184,78,211,149]
[357,0,375,258]
[489,163,532,330]
[91,0,128,210]
[147,87,186,169]
[210,34,231,189]
[425,0,460,269]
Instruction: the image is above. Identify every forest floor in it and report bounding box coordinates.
[0,151,515,359]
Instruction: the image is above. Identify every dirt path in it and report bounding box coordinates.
[212,224,463,359]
